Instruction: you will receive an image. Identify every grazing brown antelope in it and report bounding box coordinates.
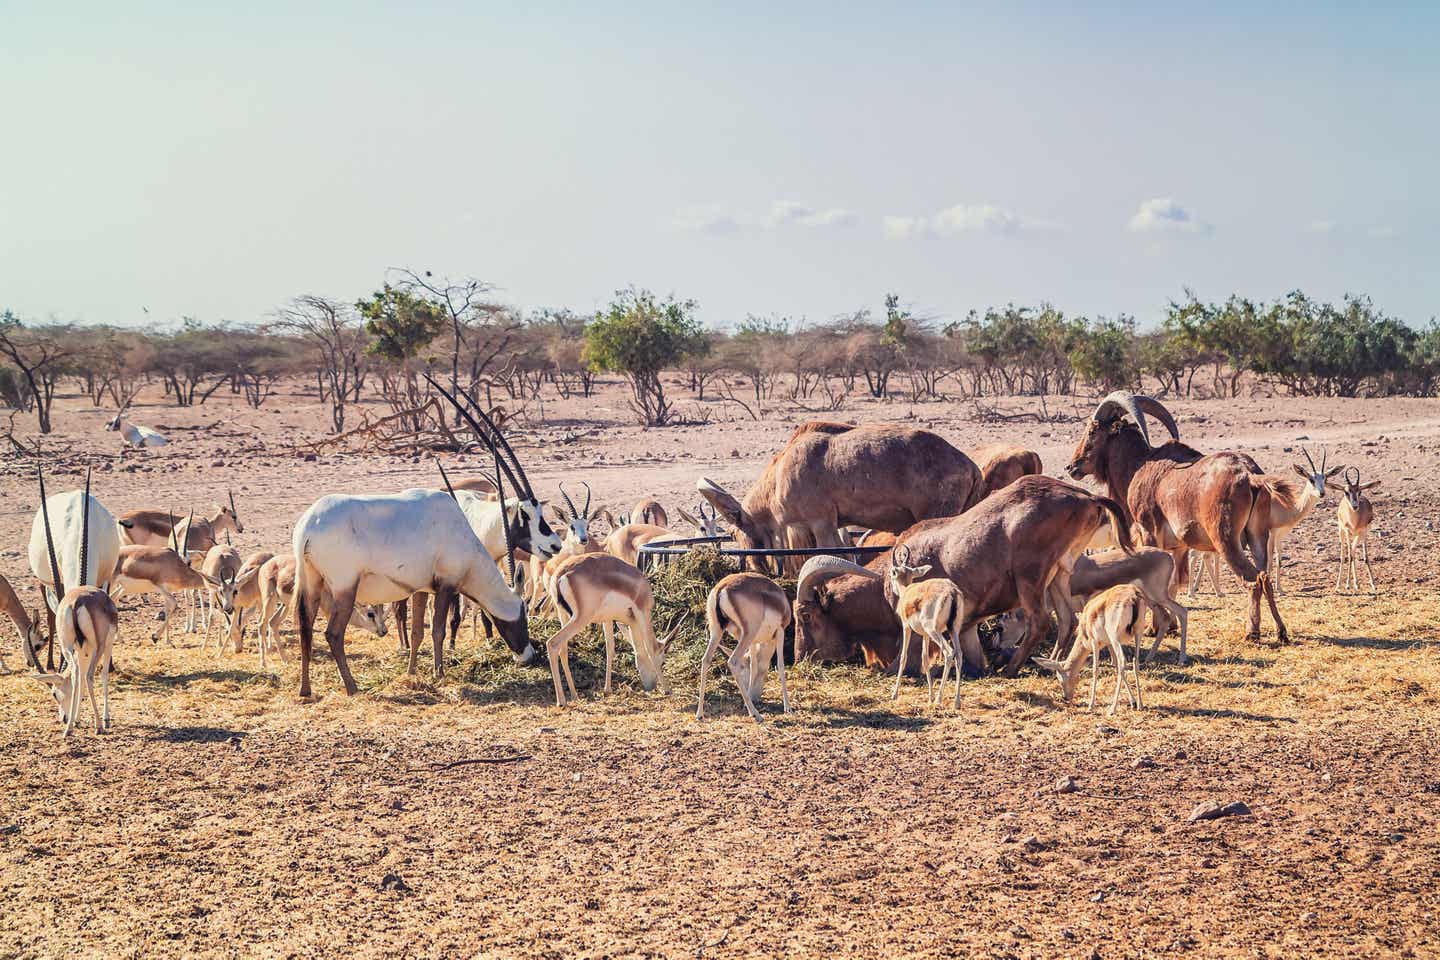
[199,544,243,647]
[543,553,675,707]
[886,546,972,707]
[696,573,792,723]
[0,573,45,674]
[603,523,675,567]
[111,545,229,646]
[1331,467,1379,594]
[223,551,276,655]
[118,494,243,550]
[1033,584,1144,715]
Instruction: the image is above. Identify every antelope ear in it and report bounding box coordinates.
[1325,466,1344,478]
[675,509,700,529]
[1325,481,1346,495]
[1031,657,1064,673]
[696,478,744,526]
[914,564,933,578]
[1360,480,1381,490]
[31,671,65,687]
[118,518,134,529]
[1290,464,1308,479]
[200,573,225,588]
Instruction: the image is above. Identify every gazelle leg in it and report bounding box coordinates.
[958,625,985,679]
[559,627,581,701]
[101,645,112,731]
[891,626,913,700]
[545,615,587,707]
[727,645,764,723]
[695,626,723,720]
[775,625,789,714]
[1109,639,1126,716]
[601,620,615,695]
[921,635,934,703]
[1362,535,1376,595]
[1087,639,1100,713]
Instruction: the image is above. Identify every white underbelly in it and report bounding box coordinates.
[355,573,420,605]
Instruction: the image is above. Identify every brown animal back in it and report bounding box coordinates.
[715,572,792,627]
[969,444,1044,501]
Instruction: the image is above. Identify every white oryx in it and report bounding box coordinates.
[28,471,122,668]
[292,489,533,698]
[106,403,168,449]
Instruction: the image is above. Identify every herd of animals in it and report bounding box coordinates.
[2,384,1386,735]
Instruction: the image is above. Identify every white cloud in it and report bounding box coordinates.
[1308,219,1336,234]
[676,200,858,234]
[1307,219,1397,239]
[881,203,1049,240]
[672,204,742,234]
[1127,197,1211,233]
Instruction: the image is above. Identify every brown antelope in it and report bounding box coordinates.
[0,573,45,674]
[603,523,675,567]
[1066,392,1286,643]
[199,544,243,647]
[1331,467,1379,594]
[1033,584,1144,715]
[696,573,792,723]
[111,545,229,646]
[118,494,243,550]
[886,545,973,707]
[255,554,387,669]
[543,553,675,707]
[676,502,725,538]
[31,466,122,736]
[967,443,1044,502]
[223,551,276,654]
[631,498,668,528]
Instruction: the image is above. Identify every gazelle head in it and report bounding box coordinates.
[1329,466,1379,512]
[217,491,244,534]
[635,615,683,693]
[1031,651,1083,703]
[677,502,724,538]
[1292,446,1341,500]
[33,664,79,727]
[555,481,601,549]
[352,604,388,638]
[886,545,933,597]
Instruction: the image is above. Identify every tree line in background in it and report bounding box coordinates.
[3,277,1438,433]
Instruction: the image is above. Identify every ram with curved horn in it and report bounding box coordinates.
[795,477,1133,678]
[698,422,984,575]
[1065,390,1287,643]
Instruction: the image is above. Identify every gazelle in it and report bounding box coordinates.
[106,402,168,449]
[886,546,971,707]
[119,494,244,550]
[603,523,675,567]
[542,553,676,707]
[696,573,792,723]
[111,544,231,646]
[1332,467,1379,594]
[0,573,45,674]
[676,502,725,538]
[254,554,387,669]
[1259,446,1340,594]
[31,467,122,736]
[293,488,530,697]
[223,551,276,654]
[199,544,243,647]
[1033,583,1144,715]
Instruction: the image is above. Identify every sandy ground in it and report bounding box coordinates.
[1,379,1438,958]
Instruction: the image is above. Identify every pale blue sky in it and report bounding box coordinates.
[2,2,1436,329]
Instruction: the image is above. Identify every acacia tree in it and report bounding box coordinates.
[388,269,514,417]
[0,311,72,433]
[270,296,367,432]
[584,288,707,426]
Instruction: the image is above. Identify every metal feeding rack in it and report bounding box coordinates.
[637,534,890,564]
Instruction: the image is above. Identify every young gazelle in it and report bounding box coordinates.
[543,553,676,707]
[199,544,243,647]
[254,554,388,667]
[676,502,725,538]
[696,573,792,723]
[1332,467,1380,594]
[0,574,45,674]
[886,546,972,707]
[1033,584,1144,715]
[631,497,668,528]
[223,551,276,655]
[111,544,230,646]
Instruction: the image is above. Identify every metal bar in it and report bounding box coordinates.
[638,536,890,559]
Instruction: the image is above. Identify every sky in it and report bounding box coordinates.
[2,1,1437,331]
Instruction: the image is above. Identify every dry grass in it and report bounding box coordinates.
[2,584,1438,958]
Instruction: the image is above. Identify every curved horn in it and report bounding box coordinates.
[581,481,592,519]
[1320,446,1328,472]
[182,510,194,555]
[228,489,238,523]
[37,466,64,599]
[1301,446,1316,473]
[796,555,882,603]
[1134,395,1180,443]
[423,374,530,500]
[894,544,910,566]
[167,509,178,552]
[493,447,516,587]
[557,481,578,521]
[80,468,91,588]
[454,382,534,498]
[436,457,457,501]
[1092,391,1149,447]
[1345,466,1360,488]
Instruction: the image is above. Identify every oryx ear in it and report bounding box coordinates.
[1031,657,1064,673]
